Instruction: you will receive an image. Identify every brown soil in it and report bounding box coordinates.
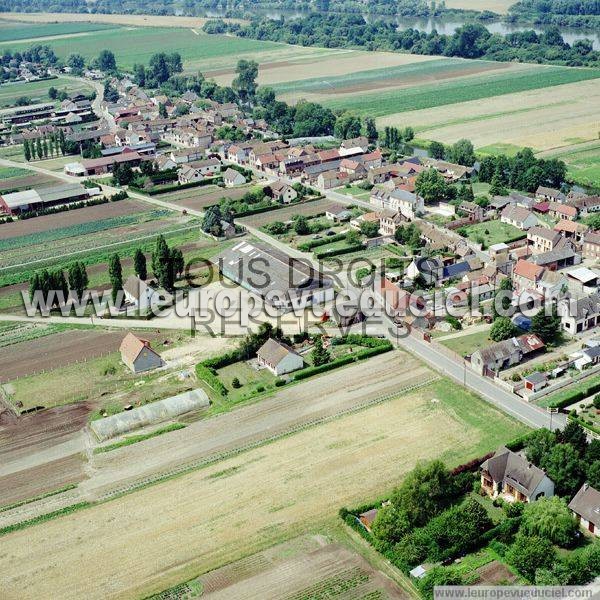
[0,173,56,193]
[475,560,518,585]
[0,329,127,382]
[0,199,149,240]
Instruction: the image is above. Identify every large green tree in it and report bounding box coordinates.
[520,497,577,547]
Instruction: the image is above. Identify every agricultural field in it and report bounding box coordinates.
[444,0,515,11]
[459,220,526,247]
[0,209,194,270]
[0,165,29,180]
[168,535,407,599]
[238,198,341,228]
[160,183,260,211]
[0,375,528,599]
[0,19,116,43]
[538,140,600,189]
[0,76,94,107]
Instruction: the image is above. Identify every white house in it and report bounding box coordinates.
[123,275,160,312]
[501,205,538,230]
[223,167,246,187]
[569,483,600,536]
[256,338,303,376]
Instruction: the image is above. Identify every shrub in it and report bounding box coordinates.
[231,377,241,388]
[195,364,228,397]
[506,534,556,581]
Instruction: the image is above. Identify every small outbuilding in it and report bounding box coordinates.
[523,371,548,392]
[119,332,163,374]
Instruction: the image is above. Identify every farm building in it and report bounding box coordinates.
[470,334,545,375]
[0,182,95,215]
[80,151,147,175]
[257,338,303,376]
[211,240,334,312]
[119,332,163,374]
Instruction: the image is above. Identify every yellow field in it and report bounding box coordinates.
[0,380,527,600]
[0,12,242,28]
[378,77,600,152]
[444,0,516,13]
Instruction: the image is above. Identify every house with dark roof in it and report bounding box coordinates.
[256,338,303,376]
[536,186,565,203]
[480,446,554,503]
[470,334,545,374]
[119,332,163,374]
[558,293,600,336]
[569,483,600,536]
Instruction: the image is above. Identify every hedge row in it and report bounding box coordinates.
[195,364,228,397]
[233,197,322,219]
[548,377,600,409]
[298,232,347,252]
[293,342,392,381]
[132,176,223,196]
[201,349,241,370]
[315,243,364,260]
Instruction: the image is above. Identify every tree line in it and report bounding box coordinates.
[205,14,600,68]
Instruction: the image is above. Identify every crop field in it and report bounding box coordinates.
[0,375,528,599]
[0,19,116,43]
[0,166,29,180]
[0,209,193,270]
[0,26,318,72]
[380,76,600,152]
[0,76,93,107]
[538,140,600,189]
[273,57,516,100]
[319,65,600,117]
[176,535,407,599]
[160,183,258,210]
[238,198,340,227]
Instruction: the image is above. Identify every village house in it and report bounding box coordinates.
[339,158,367,180]
[123,275,160,312]
[458,201,485,222]
[378,209,405,237]
[317,170,348,190]
[177,164,205,185]
[119,332,163,374]
[325,204,353,222]
[558,293,600,335]
[583,232,600,260]
[339,136,369,156]
[548,201,577,221]
[501,205,538,230]
[527,226,562,254]
[471,333,545,374]
[536,186,565,203]
[571,195,600,216]
[480,446,554,503]
[569,484,600,536]
[406,257,444,286]
[267,181,298,204]
[256,338,304,376]
[223,168,246,187]
[512,259,545,292]
[554,219,588,242]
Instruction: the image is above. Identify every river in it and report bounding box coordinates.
[203,8,600,50]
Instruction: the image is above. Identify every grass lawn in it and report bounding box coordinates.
[342,185,372,201]
[0,144,26,160]
[461,220,526,247]
[440,329,492,357]
[472,182,491,196]
[537,373,600,408]
[477,143,526,157]
[215,361,278,404]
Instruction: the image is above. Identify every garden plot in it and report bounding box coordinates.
[238,198,341,228]
[0,375,528,600]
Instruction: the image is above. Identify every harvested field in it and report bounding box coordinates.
[0,375,528,599]
[380,77,600,152]
[444,0,515,12]
[0,401,89,505]
[0,329,129,383]
[238,198,340,227]
[0,198,148,240]
[0,12,242,28]
[190,535,407,599]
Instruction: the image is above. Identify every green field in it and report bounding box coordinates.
[0,27,285,71]
[541,141,600,189]
[272,57,499,94]
[0,166,29,180]
[440,329,492,357]
[0,20,116,43]
[320,66,600,117]
[461,220,526,247]
[0,76,93,107]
